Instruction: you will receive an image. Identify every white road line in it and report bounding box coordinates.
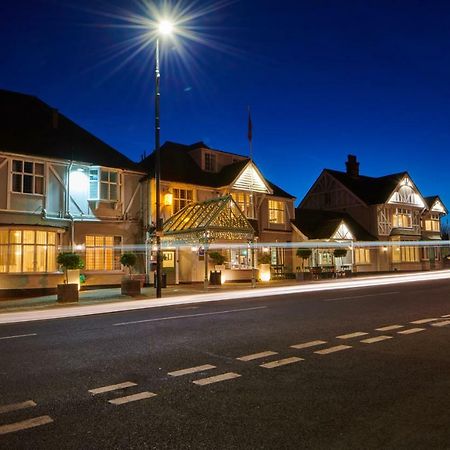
[168,364,216,377]
[336,332,368,339]
[0,400,36,415]
[0,415,53,435]
[360,335,393,344]
[237,351,278,361]
[114,306,267,326]
[260,357,303,369]
[0,333,37,341]
[315,345,352,355]
[193,372,241,386]
[323,291,400,302]
[410,318,439,324]
[290,340,327,350]
[376,325,404,331]
[431,320,450,327]
[89,381,137,395]
[398,328,426,335]
[108,391,157,405]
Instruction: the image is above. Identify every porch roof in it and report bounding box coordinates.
[161,195,254,243]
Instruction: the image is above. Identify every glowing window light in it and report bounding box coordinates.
[259,264,271,282]
[164,193,173,206]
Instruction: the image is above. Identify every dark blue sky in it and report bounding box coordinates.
[1,0,450,214]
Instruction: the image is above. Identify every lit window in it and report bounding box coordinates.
[355,248,370,264]
[85,235,121,271]
[204,153,216,172]
[173,189,193,213]
[392,243,420,262]
[89,168,120,201]
[268,200,285,224]
[11,159,44,195]
[231,192,254,218]
[0,229,57,273]
[393,208,412,228]
[424,214,440,232]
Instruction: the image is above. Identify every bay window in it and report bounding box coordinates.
[393,208,412,228]
[89,168,120,201]
[424,214,440,232]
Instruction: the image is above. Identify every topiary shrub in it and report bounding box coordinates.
[57,252,84,284]
[120,253,137,277]
[259,253,271,265]
[296,248,312,272]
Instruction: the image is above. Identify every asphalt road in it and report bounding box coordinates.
[0,278,449,449]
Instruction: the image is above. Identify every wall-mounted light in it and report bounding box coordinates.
[382,246,388,252]
[259,266,271,282]
[164,193,173,206]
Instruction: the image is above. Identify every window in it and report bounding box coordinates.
[85,235,122,271]
[231,192,254,218]
[173,188,193,213]
[0,229,57,273]
[11,159,44,195]
[392,244,419,262]
[268,200,285,224]
[424,214,440,232]
[204,153,216,172]
[355,248,370,264]
[393,208,412,228]
[89,168,120,201]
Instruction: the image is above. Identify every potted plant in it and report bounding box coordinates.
[208,252,226,285]
[296,248,312,281]
[120,253,141,296]
[56,252,84,303]
[258,252,271,282]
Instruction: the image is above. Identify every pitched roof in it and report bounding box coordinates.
[324,169,408,205]
[423,195,448,213]
[292,209,377,241]
[0,89,140,171]
[139,141,295,198]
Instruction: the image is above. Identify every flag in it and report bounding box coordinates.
[247,107,253,142]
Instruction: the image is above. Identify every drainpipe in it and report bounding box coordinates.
[66,162,75,250]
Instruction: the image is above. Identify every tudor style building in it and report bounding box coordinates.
[140,141,296,283]
[0,89,146,294]
[295,155,448,272]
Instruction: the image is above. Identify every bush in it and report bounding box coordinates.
[57,252,84,284]
[259,253,271,264]
[209,251,226,265]
[120,253,137,276]
[296,248,312,271]
[333,248,348,258]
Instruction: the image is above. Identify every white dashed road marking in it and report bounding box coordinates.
[376,325,404,331]
[315,345,352,355]
[0,416,53,435]
[431,320,450,327]
[89,381,137,395]
[168,364,216,377]
[237,351,278,361]
[260,357,303,369]
[193,372,241,386]
[323,291,400,302]
[0,400,36,415]
[290,340,327,349]
[108,392,157,405]
[337,332,368,339]
[0,333,37,341]
[360,335,393,344]
[398,328,426,335]
[410,318,439,324]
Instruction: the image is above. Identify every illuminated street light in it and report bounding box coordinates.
[154,19,174,298]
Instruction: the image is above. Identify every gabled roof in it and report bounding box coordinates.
[139,141,295,199]
[292,209,377,241]
[424,195,448,214]
[162,195,254,242]
[324,169,409,205]
[0,89,140,171]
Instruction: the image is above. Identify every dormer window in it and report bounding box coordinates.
[204,152,216,172]
[89,167,120,201]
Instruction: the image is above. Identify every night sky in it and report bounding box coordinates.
[1,0,450,215]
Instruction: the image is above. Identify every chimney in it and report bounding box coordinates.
[346,154,359,177]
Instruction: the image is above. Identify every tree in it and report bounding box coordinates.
[296,248,312,272]
[120,253,137,277]
[57,252,84,284]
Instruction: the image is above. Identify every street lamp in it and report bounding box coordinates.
[154,19,174,298]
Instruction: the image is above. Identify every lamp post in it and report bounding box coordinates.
[154,20,173,298]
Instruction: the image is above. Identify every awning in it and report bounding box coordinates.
[161,195,254,244]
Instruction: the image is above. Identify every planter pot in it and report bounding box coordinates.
[121,279,141,296]
[57,284,79,303]
[258,264,271,282]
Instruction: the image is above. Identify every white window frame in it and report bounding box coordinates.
[173,188,193,213]
[11,159,45,196]
[84,235,122,271]
[89,167,120,202]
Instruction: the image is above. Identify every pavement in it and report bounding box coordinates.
[0,276,449,448]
